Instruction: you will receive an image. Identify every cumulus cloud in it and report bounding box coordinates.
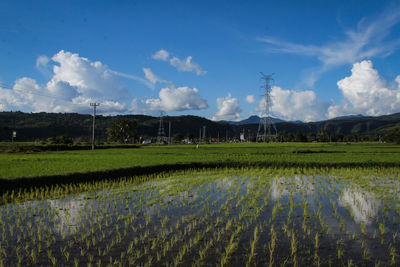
[169,56,207,75]
[212,93,242,121]
[0,78,40,111]
[246,94,256,103]
[152,49,170,61]
[50,50,128,100]
[258,86,330,122]
[254,60,400,121]
[36,55,52,76]
[0,50,211,115]
[128,98,151,115]
[0,50,131,114]
[145,86,208,111]
[329,60,400,117]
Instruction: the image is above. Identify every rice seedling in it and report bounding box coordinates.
[0,167,399,266]
[268,225,277,267]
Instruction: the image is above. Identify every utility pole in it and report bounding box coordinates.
[90,103,100,150]
[199,128,202,144]
[168,120,171,144]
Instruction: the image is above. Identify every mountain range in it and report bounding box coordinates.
[0,111,399,142]
[220,115,286,125]
[221,114,366,125]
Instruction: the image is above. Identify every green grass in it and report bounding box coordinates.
[1,142,400,180]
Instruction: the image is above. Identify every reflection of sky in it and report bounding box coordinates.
[48,197,85,236]
[339,187,381,225]
[270,175,315,200]
[1,174,390,245]
[215,177,235,190]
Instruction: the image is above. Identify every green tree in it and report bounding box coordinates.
[295,131,307,142]
[307,132,317,142]
[106,120,137,143]
[317,129,329,142]
[173,133,184,143]
[47,135,73,145]
[382,127,400,144]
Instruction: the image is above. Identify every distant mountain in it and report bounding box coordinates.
[221,115,285,125]
[328,114,364,121]
[0,111,399,141]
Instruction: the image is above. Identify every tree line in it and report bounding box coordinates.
[1,111,400,144]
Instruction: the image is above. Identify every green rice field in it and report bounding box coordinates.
[1,168,400,266]
[1,143,400,266]
[1,142,400,180]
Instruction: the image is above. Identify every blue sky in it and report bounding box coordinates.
[1,0,400,122]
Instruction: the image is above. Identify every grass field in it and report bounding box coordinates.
[1,142,400,180]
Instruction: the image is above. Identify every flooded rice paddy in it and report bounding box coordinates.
[1,168,400,266]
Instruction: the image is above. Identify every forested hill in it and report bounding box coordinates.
[0,111,399,142]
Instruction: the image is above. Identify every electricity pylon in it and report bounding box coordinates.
[256,73,277,142]
[157,111,166,144]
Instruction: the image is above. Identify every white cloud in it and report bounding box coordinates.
[212,93,242,121]
[0,78,39,111]
[46,79,79,100]
[0,50,131,114]
[169,56,207,76]
[142,68,167,86]
[396,75,400,86]
[129,98,151,115]
[246,94,256,103]
[36,55,52,76]
[36,55,50,69]
[258,5,400,85]
[152,49,207,76]
[330,60,400,117]
[248,60,400,122]
[110,70,154,90]
[0,50,211,116]
[51,50,128,101]
[261,86,330,122]
[146,86,208,111]
[152,49,170,61]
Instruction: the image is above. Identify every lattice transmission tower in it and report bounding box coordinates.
[157,111,167,144]
[257,73,277,142]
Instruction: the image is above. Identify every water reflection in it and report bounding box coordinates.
[339,187,381,224]
[48,197,86,236]
[0,172,398,266]
[270,175,314,200]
